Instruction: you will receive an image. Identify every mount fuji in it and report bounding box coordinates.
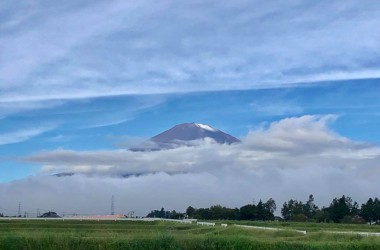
[131,123,240,151]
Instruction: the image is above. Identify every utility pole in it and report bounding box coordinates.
[18,202,21,217]
[111,195,115,215]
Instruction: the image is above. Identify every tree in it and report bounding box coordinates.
[281,195,320,221]
[361,198,380,224]
[328,195,353,223]
[225,208,240,220]
[351,202,360,217]
[195,208,211,220]
[361,198,374,224]
[256,199,276,221]
[281,201,291,220]
[207,205,239,220]
[281,199,305,221]
[265,198,277,215]
[263,198,276,220]
[210,205,224,220]
[374,198,380,223]
[146,208,185,219]
[305,195,319,219]
[239,204,256,220]
[160,208,165,218]
[256,200,266,220]
[314,207,330,223]
[186,206,196,218]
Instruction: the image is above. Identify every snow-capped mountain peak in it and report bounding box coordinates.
[130,122,240,151]
[195,123,217,132]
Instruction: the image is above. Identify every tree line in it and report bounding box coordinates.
[282,195,380,224]
[190,198,277,221]
[146,195,380,224]
[146,208,184,219]
[147,198,276,221]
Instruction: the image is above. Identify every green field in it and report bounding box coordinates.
[0,219,380,249]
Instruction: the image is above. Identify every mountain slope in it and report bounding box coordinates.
[131,123,240,151]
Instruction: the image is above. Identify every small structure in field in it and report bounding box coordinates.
[39,211,61,218]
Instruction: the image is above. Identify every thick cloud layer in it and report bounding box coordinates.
[1,115,380,216]
[1,1,380,105]
[25,115,380,176]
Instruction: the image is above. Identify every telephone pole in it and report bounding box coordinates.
[18,202,21,217]
[111,195,115,215]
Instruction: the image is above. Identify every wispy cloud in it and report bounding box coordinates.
[1,0,380,106]
[83,118,133,129]
[0,100,64,116]
[249,101,303,116]
[78,95,165,129]
[0,125,57,146]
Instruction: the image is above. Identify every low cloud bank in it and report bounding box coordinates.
[24,115,380,177]
[1,115,379,216]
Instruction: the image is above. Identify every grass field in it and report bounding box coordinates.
[0,219,380,249]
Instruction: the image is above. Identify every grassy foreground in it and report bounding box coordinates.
[0,219,380,249]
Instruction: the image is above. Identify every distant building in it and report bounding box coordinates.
[39,211,61,218]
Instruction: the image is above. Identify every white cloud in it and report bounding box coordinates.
[83,118,133,129]
[26,115,378,175]
[0,125,57,145]
[1,157,378,217]
[3,115,378,215]
[1,0,380,107]
[249,101,303,116]
[0,100,64,116]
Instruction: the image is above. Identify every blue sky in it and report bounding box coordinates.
[1,0,380,215]
[1,80,379,182]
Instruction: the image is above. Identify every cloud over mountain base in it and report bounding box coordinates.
[1,115,380,216]
[1,165,378,217]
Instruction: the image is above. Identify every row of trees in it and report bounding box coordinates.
[185,199,276,221]
[146,208,184,219]
[147,198,277,221]
[146,195,380,224]
[282,195,380,224]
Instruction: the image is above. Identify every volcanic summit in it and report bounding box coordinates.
[131,123,240,151]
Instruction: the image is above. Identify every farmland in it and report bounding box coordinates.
[1,219,380,249]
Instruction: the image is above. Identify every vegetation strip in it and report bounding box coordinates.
[325,231,380,237]
[234,224,307,234]
[1,220,380,249]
